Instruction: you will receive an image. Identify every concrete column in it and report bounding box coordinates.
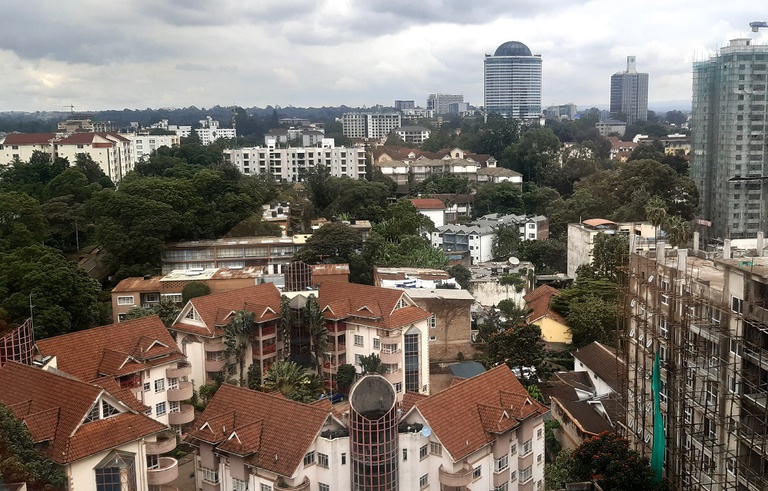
[757,231,765,256]
[677,248,688,272]
[657,241,666,264]
[723,239,732,259]
[693,231,700,252]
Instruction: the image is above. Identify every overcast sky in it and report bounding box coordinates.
[1,0,767,113]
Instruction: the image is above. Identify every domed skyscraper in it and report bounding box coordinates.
[484,41,542,120]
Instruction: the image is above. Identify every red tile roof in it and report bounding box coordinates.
[524,285,567,326]
[409,198,446,210]
[172,283,282,337]
[409,365,547,461]
[112,276,161,293]
[2,133,57,145]
[188,384,336,477]
[317,282,431,329]
[55,132,129,144]
[0,362,164,463]
[36,315,183,382]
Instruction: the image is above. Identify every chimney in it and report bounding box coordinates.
[677,248,688,272]
[758,231,765,256]
[693,231,700,252]
[723,239,732,259]
[656,241,666,264]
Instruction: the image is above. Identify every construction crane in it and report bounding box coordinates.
[750,21,768,32]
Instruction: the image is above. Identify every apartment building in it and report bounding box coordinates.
[432,224,495,265]
[0,361,175,491]
[223,138,366,180]
[427,93,464,114]
[393,125,431,143]
[128,133,180,162]
[567,219,655,277]
[188,365,547,491]
[622,236,768,490]
[162,236,306,274]
[196,116,236,145]
[341,112,402,139]
[0,133,57,162]
[476,213,549,241]
[35,315,194,432]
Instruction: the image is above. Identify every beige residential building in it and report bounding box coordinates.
[55,132,134,182]
[567,219,655,277]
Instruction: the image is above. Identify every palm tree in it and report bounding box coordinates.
[279,295,292,362]
[306,295,328,375]
[224,310,254,386]
[359,353,386,375]
[644,196,667,240]
[663,215,692,249]
[263,361,322,403]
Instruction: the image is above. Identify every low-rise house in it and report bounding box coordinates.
[476,213,549,241]
[0,361,174,491]
[524,285,571,345]
[409,198,446,228]
[393,125,431,143]
[476,166,523,186]
[606,136,638,161]
[187,365,547,491]
[432,224,495,265]
[35,315,194,431]
[374,266,456,289]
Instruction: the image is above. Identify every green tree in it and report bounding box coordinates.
[502,127,561,182]
[295,222,363,263]
[663,215,692,248]
[492,224,522,261]
[359,353,386,375]
[644,196,668,240]
[224,310,255,386]
[182,282,211,304]
[0,403,67,491]
[279,295,292,361]
[571,432,659,490]
[566,295,617,347]
[0,191,49,252]
[473,182,524,217]
[448,265,472,290]
[336,364,357,393]
[247,363,261,390]
[590,232,629,281]
[263,361,324,403]
[306,295,328,375]
[0,245,104,338]
[123,299,179,328]
[477,311,548,384]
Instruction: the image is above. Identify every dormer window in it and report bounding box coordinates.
[184,308,202,322]
[85,399,121,423]
[396,298,407,309]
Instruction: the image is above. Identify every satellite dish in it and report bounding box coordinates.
[421,426,432,437]
[508,257,520,266]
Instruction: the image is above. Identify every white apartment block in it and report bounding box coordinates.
[342,112,402,139]
[223,138,366,181]
[432,224,496,265]
[188,366,547,491]
[196,116,236,145]
[129,134,180,162]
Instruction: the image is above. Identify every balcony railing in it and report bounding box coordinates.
[147,457,179,485]
[204,339,226,352]
[438,463,473,487]
[146,432,177,455]
[275,476,310,491]
[204,358,226,372]
[166,361,192,378]
[327,323,346,333]
[168,403,194,425]
[330,343,346,354]
[167,381,193,401]
[261,325,276,337]
[254,344,277,357]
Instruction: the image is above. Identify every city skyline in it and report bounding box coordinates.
[0,1,767,112]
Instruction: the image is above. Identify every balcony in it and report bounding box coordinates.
[254,344,277,358]
[275,476,310,491]
[327,323,346,334]
[383,368,401,383]
[322,361,339,374]
[167,381,193,401]
[166,362,192,378]
[439,463,474,487]
[147,457,179,485]
[379,348,401,364]
[201,480,220,491]
[260,325,276,337]
[146,432,177,454]
[330,343,346,355]
[168,403,195,425]
[205,358,226,372]
[204,339,226,352]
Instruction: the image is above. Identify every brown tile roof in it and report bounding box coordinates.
[36,315,183,382]
[524,285,567,326]
[188,384,335,477]
[410,365,548,461]
[173,284,282,337]
[409,198,446,210]
[477,167,522,177]
[91,376,150,413]
[317,282,431,329]
[2,133,57,145]
[0,362,164,463]
[112,276,161,293]
[572,342,624,392]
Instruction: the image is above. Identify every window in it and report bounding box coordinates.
[520,466,533,483]
[354,335,364,347]
[260,485,271,491]
[429,336,437,342]
[303,451,315,466]
[95,451,137,491]
[155,402,166,416]
[494,484,509,491]
[355,354,362,365]
[494,454,509,472]
[319,484,329,491]
[144,407,152,416]
[419,474,429,489]
[522,439,533,456]
[537,453,543,463]
[117,296,134,306]
[394,382,403,393]
[684,407,692,423]
[201,468,219,484]
[510,443,517,455]
[430,441,442,456]
[537,428,543,439]
[659,318,669,338]
[732,296,743,314]
[232,478,248,491]
[154,379,165,393]
[318,453,329,468]
[510,470,517,482]
[403,448,407,461]
[167,378,179,390]
[472,465,481,480]
[429,314,437,329]
[419,444,428,460]
[373,338,380,349]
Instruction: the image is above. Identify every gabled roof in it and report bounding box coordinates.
[573,342,624,392]
[410,365,547,461]
[188,384,336,477]
[524,285,567,326]
[36,315,183,382]
[0,362,164,463]
[477,167,522,177]
[1,133,57,145]
[317,282,431,329]
[409,198,446,210]
[55,132,129,144]
[172,283,282,337]
[112,276,161,293]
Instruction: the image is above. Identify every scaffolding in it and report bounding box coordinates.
[618,244,768,491]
